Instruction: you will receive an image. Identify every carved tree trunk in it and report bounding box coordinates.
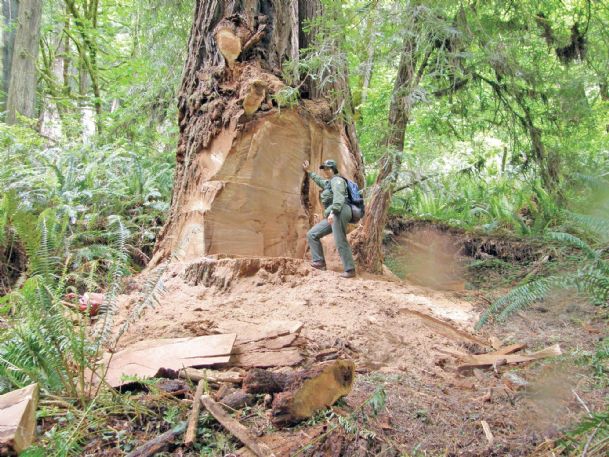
[151,0,363,266]
[6,0,41,124]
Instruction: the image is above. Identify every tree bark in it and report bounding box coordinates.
[6,0,41,124]
[151,0,363,265]
[1,0,19,110]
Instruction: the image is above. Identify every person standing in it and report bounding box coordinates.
[303,159,356,278]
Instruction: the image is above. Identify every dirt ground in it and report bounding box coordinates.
[110,227,608,456]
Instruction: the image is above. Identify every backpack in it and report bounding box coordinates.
[340,177,365,223]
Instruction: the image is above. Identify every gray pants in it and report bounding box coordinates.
[307,205,355,272]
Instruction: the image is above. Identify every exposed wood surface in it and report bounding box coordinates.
[491,343,528,356]
[184,380,206,446]
[480,420,494,446]
[201,395,275,457]
[0,383,39,454]
[103,334,236,387]
[179,368,243,384]
[458,344,562,371]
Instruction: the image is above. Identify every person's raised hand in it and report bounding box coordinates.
[302,160,310,172]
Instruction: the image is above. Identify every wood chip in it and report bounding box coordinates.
[480,420,494,446]
[0,384,39,454]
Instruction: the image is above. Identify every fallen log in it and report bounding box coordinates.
[126,421,186,457]
[0,384,39,455]
[184,380,206,446]
[271,360,355,427]
[201,395,275,457]
[243,368,290,394]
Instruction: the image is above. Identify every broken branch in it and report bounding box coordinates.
[184,380,206,446]
[125,421,187,457]
[200,395,275,457]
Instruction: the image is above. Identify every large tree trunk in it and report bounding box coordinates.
[151,0,363,266]
[1,0,19,110]
[351,38,430,273]
[6,0,41,124]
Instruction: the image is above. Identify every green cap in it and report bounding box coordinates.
[319,159,337,169]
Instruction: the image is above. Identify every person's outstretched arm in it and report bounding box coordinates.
[303,160,327,189]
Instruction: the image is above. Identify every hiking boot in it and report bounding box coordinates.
[311,261,327,271]
[340,270,356,278]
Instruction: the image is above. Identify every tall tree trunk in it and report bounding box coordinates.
[2,0,19,110]
[351,38,431,273]
[6,0,41,124]
[151,0,363,266]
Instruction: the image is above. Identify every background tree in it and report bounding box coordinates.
[6,0,42,123]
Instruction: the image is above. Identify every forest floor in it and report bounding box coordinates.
[89,222,608,456]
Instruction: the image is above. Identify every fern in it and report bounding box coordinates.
[476,228,609,328]
[92,217,130,348]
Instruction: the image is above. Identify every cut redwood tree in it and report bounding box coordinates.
[151,0,363,266]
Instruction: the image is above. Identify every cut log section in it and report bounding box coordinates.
[100,334,236,387]
[271,360,356,427]
[0,384,39,455]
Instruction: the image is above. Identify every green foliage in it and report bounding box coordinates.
[476,212,609,328]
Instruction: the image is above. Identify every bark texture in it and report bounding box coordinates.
[6,0,41,124]
[151,0,363,265]
[2,0,19,108]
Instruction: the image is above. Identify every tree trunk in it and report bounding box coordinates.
[350,38,421,273]
[150,0,363,266]
[6,0,41,124]
[1,0,19,110]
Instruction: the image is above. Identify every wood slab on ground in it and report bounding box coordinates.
[458,344,562,371]
[102,334,236,387]
[0,383,39,455]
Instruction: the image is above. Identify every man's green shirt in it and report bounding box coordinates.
[308,172,348,217]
